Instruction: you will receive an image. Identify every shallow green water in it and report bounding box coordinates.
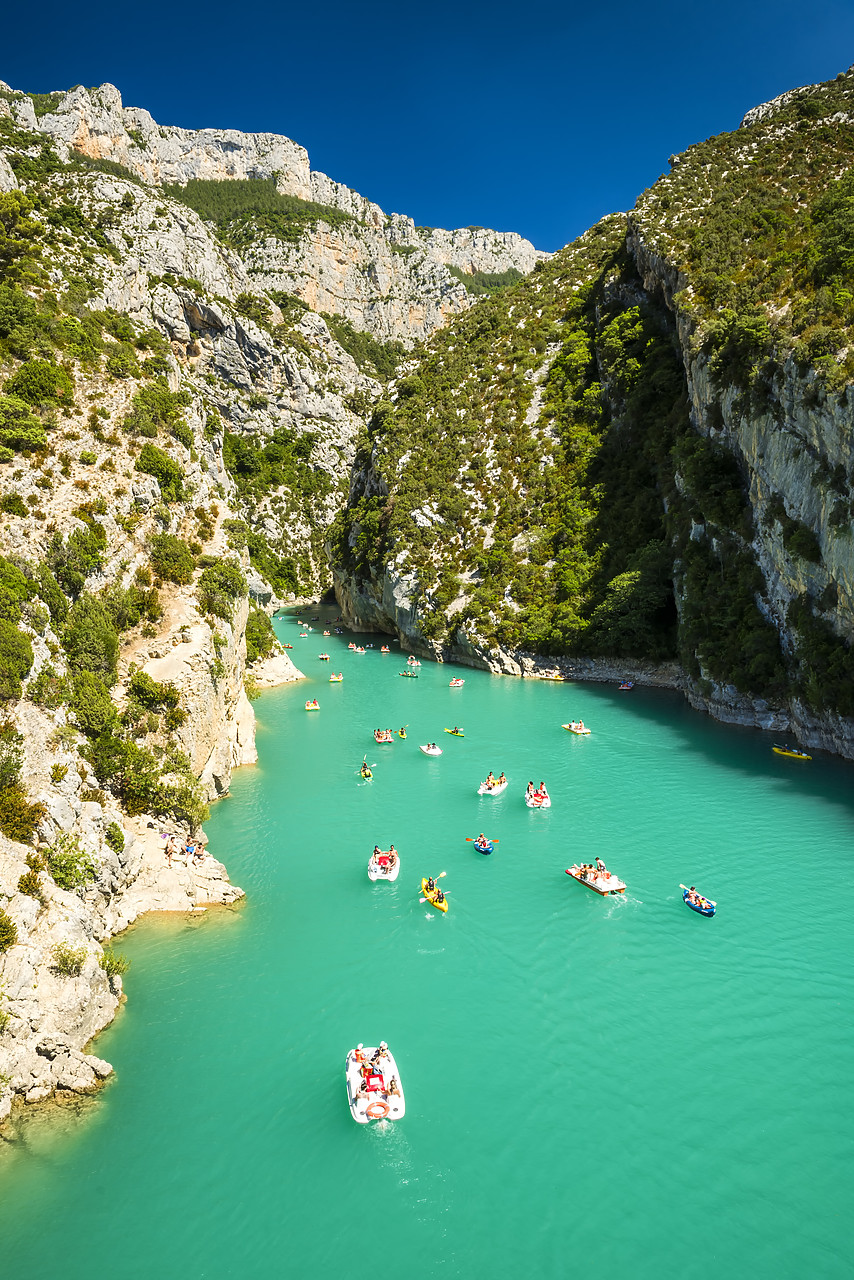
[3,609,854,1278]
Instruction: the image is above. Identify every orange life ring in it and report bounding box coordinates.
[366,1099,389,1119]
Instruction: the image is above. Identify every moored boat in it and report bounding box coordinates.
[368,848,400,881]
[345,1045,405,1123]
[772,745,812,760]
[565,864,625,895]
[421,878,449,912]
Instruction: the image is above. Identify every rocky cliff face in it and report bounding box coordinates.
[332,67,854,758]
[2,79,546,343]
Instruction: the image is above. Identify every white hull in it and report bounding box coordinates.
[345,1048,406,1123]
[478,781,508,796]
[420,746,443,756]
[368,855,400,882]
[526,794,551,808]
[562,724,591,735]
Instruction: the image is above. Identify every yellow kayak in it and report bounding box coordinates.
[421,878,448,912]
[772,745,812,760]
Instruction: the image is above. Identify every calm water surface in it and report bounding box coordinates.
[2,609,853,1278]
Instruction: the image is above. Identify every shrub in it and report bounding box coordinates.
[50,762,68,783]
[50,941,87,976]
[46,833,97,892]
[4,359,74,407]
[149,532,195,584]
[245,607,276,664]
[0,494,27,517]
[0,907,17,953]
[79,450,97,465]
[46,520,107,597]
[28,662,70,709]
[197,559,246,619]
[70,670,117,736]
[123,379,191,438]
[0,720,23,791]
[135,441,184,502]
[62,593,119,681]
[0,785,46,842]
[104,821,125,854]
[99,947,130,980]
[0,394,47,452]
[0,618,34,698]
[17,868,44,902]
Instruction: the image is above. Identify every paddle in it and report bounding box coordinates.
[680,883,717,906]
[466,837,499,844]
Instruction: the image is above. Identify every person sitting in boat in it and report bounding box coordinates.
[478,833,487,844]
[526,781,534,797]
[354,1044,366,1064]
[498,772,506,785]
[388,846,397,865]
[426,877,436,893]
[388,1076,400,1096]
[435,889,445,904]
[688,886,700,904]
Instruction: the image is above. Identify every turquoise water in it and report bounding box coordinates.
[2,608,854,1279]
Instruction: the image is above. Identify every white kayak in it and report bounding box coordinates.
[368,851,401,882]
[345,1046,406,1124]
[478,780,508,796]
[420,745,443,756]
[526,791,551,808]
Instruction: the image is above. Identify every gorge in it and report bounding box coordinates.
[1,64,854,1119]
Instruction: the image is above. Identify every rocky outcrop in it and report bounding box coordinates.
[3,78,546,342]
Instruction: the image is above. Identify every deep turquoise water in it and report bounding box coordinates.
[2,608,854,1278]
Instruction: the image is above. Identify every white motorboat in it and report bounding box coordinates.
[526,790,551,808]
[478,780,508,796]
[345,1045,406,1124]
[368,850,401,882]
[420,744,443,756]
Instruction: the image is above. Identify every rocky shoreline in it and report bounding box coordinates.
[0,641,304,1127]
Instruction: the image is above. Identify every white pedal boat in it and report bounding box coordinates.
[562,723,591,735]
[345,1045,405,1123]
[526,791,551,808]
[478,780,508,796]
[368,850,400,882]
[420,744,443,756]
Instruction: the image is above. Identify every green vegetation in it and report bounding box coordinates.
[0,721,45,842]
[135,441,184,502]
[50,941,87,975]
[46,833,97,892]
[0,618,34,698]
[62,593,119,682]
[99,947,130,981]
[197,559,246,620]
[162,178,354,247]
[223,426,329,502]
[17,868,45,902]
[104,821,125,854]
[4,358,73,407]
[123,380,191,439]
[149,532,196,584]
[0,907,17,953]
[446,266,525,296]
[321,313,406,380]
[0,395,48,452]
[245,607,277,664]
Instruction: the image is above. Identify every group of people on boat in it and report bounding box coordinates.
[526,781,549,801]
[577,857,608,881]
[482,771,507,790]
[372,845,398,869]
[566,720,586,731]
[374,728,394,742]
[473,833,491,851]
[424,877,446,905]
[305,698,319,710]
[685,885,706,906]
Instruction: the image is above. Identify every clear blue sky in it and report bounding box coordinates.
[3,0,853,251]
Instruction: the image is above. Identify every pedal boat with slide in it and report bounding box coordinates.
[368,849,400,882]
[345,1045,405,1123]
[565,864,626,895]
[772,744,812,760]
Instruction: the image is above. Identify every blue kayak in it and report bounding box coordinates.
[683,889,715,916]
[473,839,494,855]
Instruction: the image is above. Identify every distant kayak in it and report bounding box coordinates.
[359,765,372,779]
[444,728,464,737]
[772,745,812,760]
[399,671,419,678]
